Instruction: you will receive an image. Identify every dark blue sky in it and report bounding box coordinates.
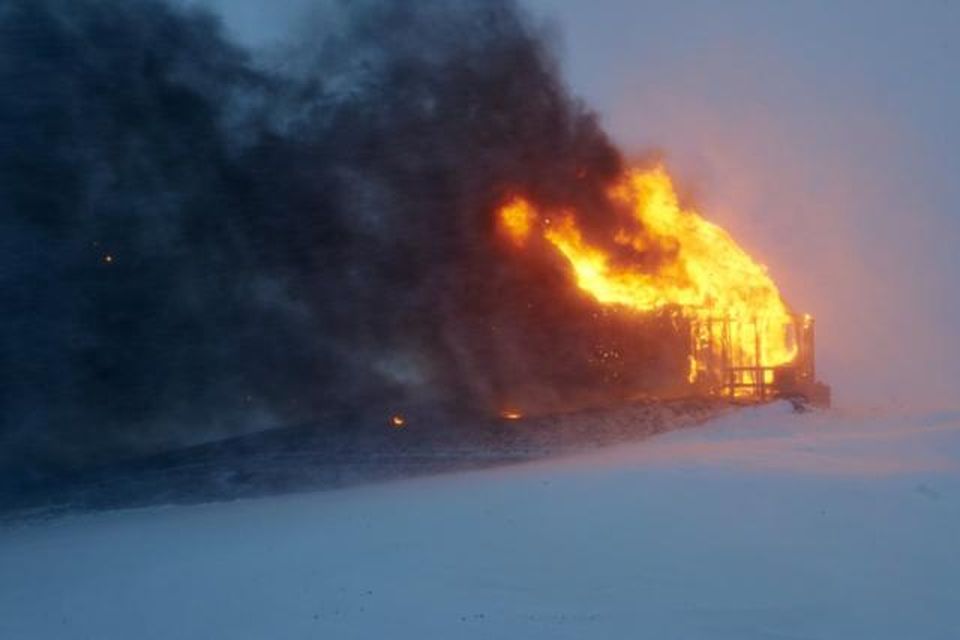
[198,0,960,408]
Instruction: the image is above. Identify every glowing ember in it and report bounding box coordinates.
[497,198,535,246]
[497,164,797,390]
[500,410,523,420]
[389,414,406,429]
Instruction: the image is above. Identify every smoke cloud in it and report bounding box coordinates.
[0,0,691,478]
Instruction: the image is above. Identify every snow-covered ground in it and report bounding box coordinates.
[2,402,959,639]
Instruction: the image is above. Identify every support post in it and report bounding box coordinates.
[754,318,764,400]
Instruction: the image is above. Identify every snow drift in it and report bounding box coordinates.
[3,404,958,639]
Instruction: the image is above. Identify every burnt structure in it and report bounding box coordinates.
[687,314,831,406]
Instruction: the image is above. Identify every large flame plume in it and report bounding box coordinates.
[497,164,798,389]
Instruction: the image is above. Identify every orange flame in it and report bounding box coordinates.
[497,164,797,385]
[498,198,536,246]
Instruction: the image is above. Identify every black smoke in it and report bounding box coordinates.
[0,0,685,479]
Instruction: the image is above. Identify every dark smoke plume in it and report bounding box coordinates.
[0,0,683,479]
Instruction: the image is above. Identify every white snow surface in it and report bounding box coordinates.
[3,402,960,639]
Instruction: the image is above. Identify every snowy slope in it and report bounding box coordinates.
[2,403,959,639]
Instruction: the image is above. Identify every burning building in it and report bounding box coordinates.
[496,164,829,410]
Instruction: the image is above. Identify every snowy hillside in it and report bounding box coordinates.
[2,402,959,639]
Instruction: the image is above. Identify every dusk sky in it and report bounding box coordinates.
[197,0,960,408]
